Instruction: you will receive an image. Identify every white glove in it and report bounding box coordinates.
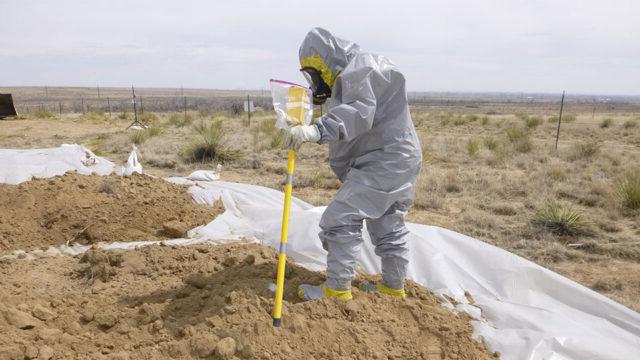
[285,124,321,150]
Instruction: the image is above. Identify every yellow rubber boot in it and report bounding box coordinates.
[297,283,352,301]
[359,281,406,298]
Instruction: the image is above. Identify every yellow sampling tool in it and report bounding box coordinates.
[272,85,308,327]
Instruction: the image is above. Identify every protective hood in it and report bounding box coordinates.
[299,27,361,88]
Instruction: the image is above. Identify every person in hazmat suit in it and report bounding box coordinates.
[287,28,422,300]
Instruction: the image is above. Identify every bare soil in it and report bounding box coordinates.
[0,243,496,360]
[0,172,223,253]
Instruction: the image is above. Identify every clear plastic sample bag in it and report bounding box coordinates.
[269,79,313,130]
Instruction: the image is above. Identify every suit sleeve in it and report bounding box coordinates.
[315,65,379,143]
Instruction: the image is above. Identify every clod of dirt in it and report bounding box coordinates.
[79,247,124,283]
[31,305,55,322]
[161,220,189,238]
[0,172,224,253]
[2,308,40,330]
[215,337,237,359]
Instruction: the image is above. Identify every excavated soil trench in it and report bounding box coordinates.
[0,243,497,360]
[0,172,223,253]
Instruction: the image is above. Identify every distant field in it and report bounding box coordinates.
[3,86,640,116]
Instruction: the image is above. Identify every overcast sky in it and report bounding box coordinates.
[2,0,639,95]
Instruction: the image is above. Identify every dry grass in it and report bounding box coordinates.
[505,126,532,153]
[483,137,498,151]
[129,125,162,145]
[568,140,600,160]
[623,119,638,129]
[168,112,193,128]
[525,116,543,129]
[600,118,614,128]
[33,110,55,119]
[563,113,577,122]
[466,138,480,156]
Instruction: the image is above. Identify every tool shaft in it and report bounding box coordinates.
[272,148,296,326]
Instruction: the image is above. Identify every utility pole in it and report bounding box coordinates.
[97,85,100,98]
[555,91,565,150]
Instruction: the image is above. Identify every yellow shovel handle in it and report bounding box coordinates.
[272,148,295,327]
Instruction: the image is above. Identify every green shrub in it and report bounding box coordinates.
[616,169,640,210]
[466,138,480,156]
[118,112,128,120]
[34,110,54,118]
[182,119,240,163]
[600,118,613,128]
[534,202,587,236]
[129,125,162,144]
[505,126,527,142]
[452,116,467,126]
[83,140,105,156]
[525,116,543,129]
[82,111,108,122]
[168,113,193,128]
[623,120,638,129]
[563,113,577,122]
[465,114,479,122]
[505,126,532,153]
[139,112,159,125]
[483,137,498,151]
[481,116,490,125]
[436,112,453,126]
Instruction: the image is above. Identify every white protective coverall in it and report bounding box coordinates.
[298,28,423,292]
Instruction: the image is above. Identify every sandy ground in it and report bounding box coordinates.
[0,243,496,360]
[0,173,223,253]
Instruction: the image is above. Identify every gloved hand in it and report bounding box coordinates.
[285,124,321,150]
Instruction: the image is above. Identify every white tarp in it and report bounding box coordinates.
[0,144,114,184]
[1,145,639,359]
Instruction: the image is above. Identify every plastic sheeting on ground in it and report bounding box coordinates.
[0,144,114,184]
[2,145,640,359]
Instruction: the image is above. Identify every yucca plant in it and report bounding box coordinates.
[534,202,587,236]
[182,119,240,163]
[129,125,162,145]
[616,169,640,210]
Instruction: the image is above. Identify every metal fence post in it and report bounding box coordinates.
[555,91,565,150]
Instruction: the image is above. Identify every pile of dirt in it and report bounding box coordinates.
[0,172,224,253]
[0,243,497,359]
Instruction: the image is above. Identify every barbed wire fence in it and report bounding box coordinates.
[14,94,274,117]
